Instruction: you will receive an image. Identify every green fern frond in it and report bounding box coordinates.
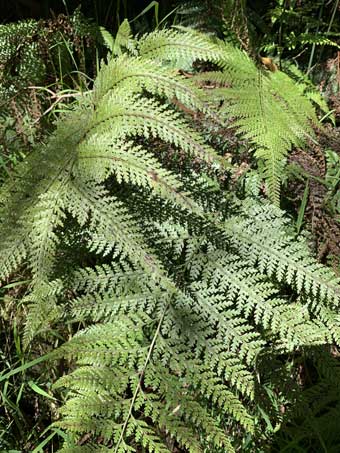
[23,279,64,348]
[112,19,137,56]
[89,90,223,167]
[138,28,222,65]
[195,41,318,204]
[94,54,216,121]
[221,202,340,307]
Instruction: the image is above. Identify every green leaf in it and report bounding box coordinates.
[27,380,56,400]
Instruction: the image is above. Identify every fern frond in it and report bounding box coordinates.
[221,202,340,307]
[138,28,222,65]
[112,19,137,56]
[0,111,90,281]
[195,41,318,203]
[76,140,199,212]
[88,90,223,168]
[23,279,64,348]
[94,55,214,120]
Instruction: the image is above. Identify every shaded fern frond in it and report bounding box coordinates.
[221,201,340,307]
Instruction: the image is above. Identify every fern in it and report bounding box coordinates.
[1,24,340,452]
[194,39,318,204]
[269,347,340,451]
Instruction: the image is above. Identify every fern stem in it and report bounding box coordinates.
[307,0,325,75]
[318,0,340,65]
[114,301,170,452]
[326,0,339,35]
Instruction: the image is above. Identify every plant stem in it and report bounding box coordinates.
[114,302,169,452]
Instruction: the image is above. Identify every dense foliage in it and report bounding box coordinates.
[0,2,340,452]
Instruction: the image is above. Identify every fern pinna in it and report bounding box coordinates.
[0,25,340,452]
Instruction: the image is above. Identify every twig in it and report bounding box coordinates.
[114,302,169,452]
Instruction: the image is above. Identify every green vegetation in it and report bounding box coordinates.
[0,2,339,452]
